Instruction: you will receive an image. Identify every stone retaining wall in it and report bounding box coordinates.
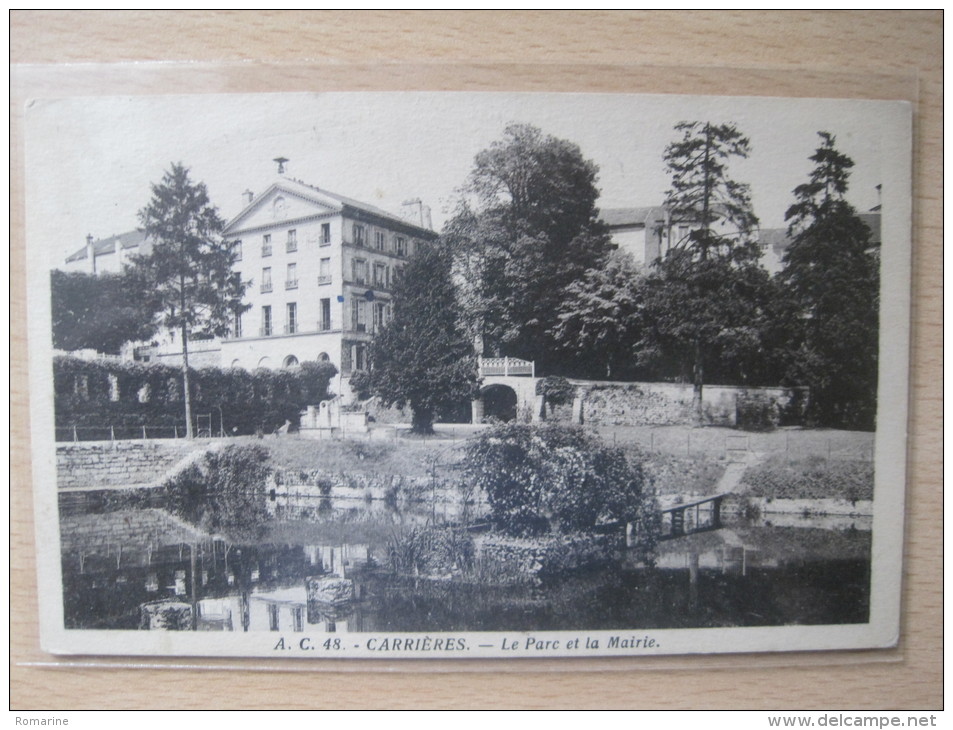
[56,440,200,490]
[562,381,807,428]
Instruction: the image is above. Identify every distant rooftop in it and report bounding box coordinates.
[600,206,666,228]
[64,229,150,264]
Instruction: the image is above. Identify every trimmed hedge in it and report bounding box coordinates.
[54,356,337,436]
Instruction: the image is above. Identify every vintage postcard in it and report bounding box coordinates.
[24,91,911,659]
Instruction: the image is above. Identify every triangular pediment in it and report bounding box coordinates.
[224,182,343,235]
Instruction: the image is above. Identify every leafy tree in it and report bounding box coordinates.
[367,241,479,434]
[447,124,614,371]
[779,132,879,429]
[535,375,575,406]
[550,251,645,379]
[462,423,657,542]
[132,163,249,438]
[50,268,160,354]
[636,122,768,422]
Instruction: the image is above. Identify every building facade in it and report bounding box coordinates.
[216,177,437,395]
[61,173,437,398]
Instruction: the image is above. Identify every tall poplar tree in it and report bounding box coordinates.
[133,163,249,438]
[779,132,879,429]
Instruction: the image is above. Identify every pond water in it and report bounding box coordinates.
[58,489,871,632]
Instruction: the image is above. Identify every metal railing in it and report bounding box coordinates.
[56,424,189,442]
[478,356,535,377]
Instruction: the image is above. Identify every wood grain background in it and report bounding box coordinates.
[10,10,942,710]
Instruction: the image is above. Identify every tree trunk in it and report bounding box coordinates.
[182,321,193,439]
[692,336,704,426]
[411,407,435,435]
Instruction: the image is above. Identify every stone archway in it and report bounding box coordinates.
[480,383,518,422]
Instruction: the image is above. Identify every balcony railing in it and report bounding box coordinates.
[318,275,331,285]
[286,241,298,253]
[285,279,298,290]
[260,283,273,293]
[478,356,535,377]
[319,319,332,332]
[283,324,298,335]
[259,326,273,337]
[262,246,272,257]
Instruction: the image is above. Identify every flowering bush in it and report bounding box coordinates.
[463,423,657,539]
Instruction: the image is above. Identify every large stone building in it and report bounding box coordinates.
[61,169,437,397]
[215,176,436,390]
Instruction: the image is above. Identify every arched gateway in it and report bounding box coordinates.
[471,357,541,424]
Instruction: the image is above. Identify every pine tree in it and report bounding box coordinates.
[780,132,879,429]
[133,163,249,438]
[637,122,768,422]
[367,241,479,434]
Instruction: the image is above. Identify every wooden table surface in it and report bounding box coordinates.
[10,11,942,710]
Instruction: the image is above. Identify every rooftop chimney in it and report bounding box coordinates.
[401,198,433,230]
[273,157,289,175]
[242,189,255,205]
[85,234,96,274]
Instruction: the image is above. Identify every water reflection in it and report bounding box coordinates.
[59,489,871,632]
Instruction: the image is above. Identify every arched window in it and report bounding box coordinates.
[317,352,330,362]
[283,355,300,369]
[257,356,272,369]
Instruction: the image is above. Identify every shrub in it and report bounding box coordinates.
[348,369,372,400]
[161,444,273,541]
[462,423,658,540]
[53,355,337,436]
[535,375,575,406]
[735,392,780,432]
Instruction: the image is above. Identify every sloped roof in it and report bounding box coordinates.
[759,212,882,256]
[600,206,665,228]
[64,229,150,263]
[225,177,437,238]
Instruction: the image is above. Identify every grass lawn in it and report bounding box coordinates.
[225,423,875,501]
[242,434,467,478]
[738,454,874,501]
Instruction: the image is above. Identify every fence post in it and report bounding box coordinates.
[72,425,78,443]
[174,424,178,439]
[110,425,115,441]
[686,431,691,456]
[142,425,147,440]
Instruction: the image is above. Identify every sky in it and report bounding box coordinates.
[24,91,911,268]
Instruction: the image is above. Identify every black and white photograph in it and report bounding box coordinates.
[25,91,911,659]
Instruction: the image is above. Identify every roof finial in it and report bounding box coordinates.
[273,157,289,175]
